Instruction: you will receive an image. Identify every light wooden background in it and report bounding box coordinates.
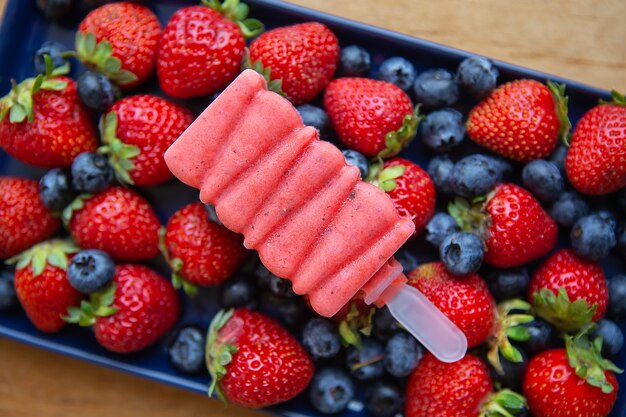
[1,1,625,417]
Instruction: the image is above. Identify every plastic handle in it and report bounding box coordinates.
[386,284,467,363]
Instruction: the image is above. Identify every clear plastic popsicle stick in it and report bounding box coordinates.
[386,284,467,363]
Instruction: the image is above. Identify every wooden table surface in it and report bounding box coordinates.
[1,1,625,416]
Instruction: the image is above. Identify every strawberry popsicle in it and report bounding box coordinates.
[165,69,467,362]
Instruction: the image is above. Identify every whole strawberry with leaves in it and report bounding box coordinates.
[408,262,495,348]
[406,352,527,417]
[206,308,313,408]
[157,0,263,99]
[565,90,626,195]
[8,239,82,333]
[99,95,194,186]
[65,264,180,353]
[449,183,558,268]
[0,59,98,168]
[368,158,435,234]
[529,249,608,332]
[0,177,60,259]
[77,2,162,89]
[161,202,248,295]
[247,21,339,105]
[467,79,570,162]
[523,330,621,417]
[324,77,420,157]
[63,187,161,261]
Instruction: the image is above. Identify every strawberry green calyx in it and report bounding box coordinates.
[600,90,626,106]
[0,54,69,123]
[448,196,492,241]
[546,81,572,146]
[202,0,264,38]
[62,193,93,226]
[377,105,423,160]
[98,111,140,186]
[6,239,79,276]
[479,389,527,417]
[157,227,198,296]
[338,302,375,349]
[532,287,596,333]
[75,32,138,86]
[206,308,238,402]
[565,327,623,394]
[487,299,534,374]
[63,284,119,326]
[367,161,406,192]
[242,48,285,96]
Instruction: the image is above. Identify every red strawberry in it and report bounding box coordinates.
[0,177,61,259]
[248,22,339,105]
[206,308,314,408]
[99,95,194,186]
[324,77,419,157]
[157,1,263,99]
[449,183,558,268]
[162,202,248,294]
[77,2,162,89]
[0,70,98,168]
[369,158,435,233]
[9,239,82,333]
[407,262,495,348]
[565,91,626,195]
[406,352,527,417]
[65,264,180,353]
[523,332,621,417]
[467,79,570,162]
[529,249,608,332]
[64,187,161,261]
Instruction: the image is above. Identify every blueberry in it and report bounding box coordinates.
[549,145,568,175]
[384,332,423,377]
[549,192,589,227]
[39,168,76,211]
[77,71,119,112]
[413,68,459,108]
[486,268,530,302]
[394,247,419,274]
[309,368,355,414]
[71,152,114,193]
[261,293,309,327]
[302,318,341,360]
[373,306,401,341]
[342,150,369,179]
[297,104,332,140]
[456,56,498,98]
[365,381,404,417]
[67,249,115,294]
[450,154,502,197]
[420,108,465,152]
[618,227,626,259]
[489,348,528,390]
[570,213,617,261]
[427,155,455,194]
[425,212,460,248]
[337,45,371,77]
[203,203,223,226]
[37,0,74,23]
[593,319,624,357]
[378,57,416,92]
[617,188,626,216]
[167,325,206,374]
[520,319,558,356]
[218,274,258,309]
[596,210,618,232]
[0,270,18,312]
[34,41,70,74]
[440,232,484,275]
[256,264,295,298]
[522,160,564,203]
[608,274,626,321]
[345,338,385,381]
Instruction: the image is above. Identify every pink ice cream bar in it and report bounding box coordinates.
[165,70,467,362]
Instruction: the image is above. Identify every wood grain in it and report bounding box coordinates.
[0,1,625,416]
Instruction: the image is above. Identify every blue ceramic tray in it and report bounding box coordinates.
[0,1,624,416]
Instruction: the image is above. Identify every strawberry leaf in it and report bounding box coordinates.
[547,80,572,147]
[9,104,27,123]
[480,389,527,417]
[75,32,138,86]
[242,48,285,96]
[206,309,238,401]
[98,111,139,186]
[532,287,596,333]
[62,194,92,226]
[203,0,264,38]
[488,299,535,374]
[377,105,423,159]
[7,239,78,276]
